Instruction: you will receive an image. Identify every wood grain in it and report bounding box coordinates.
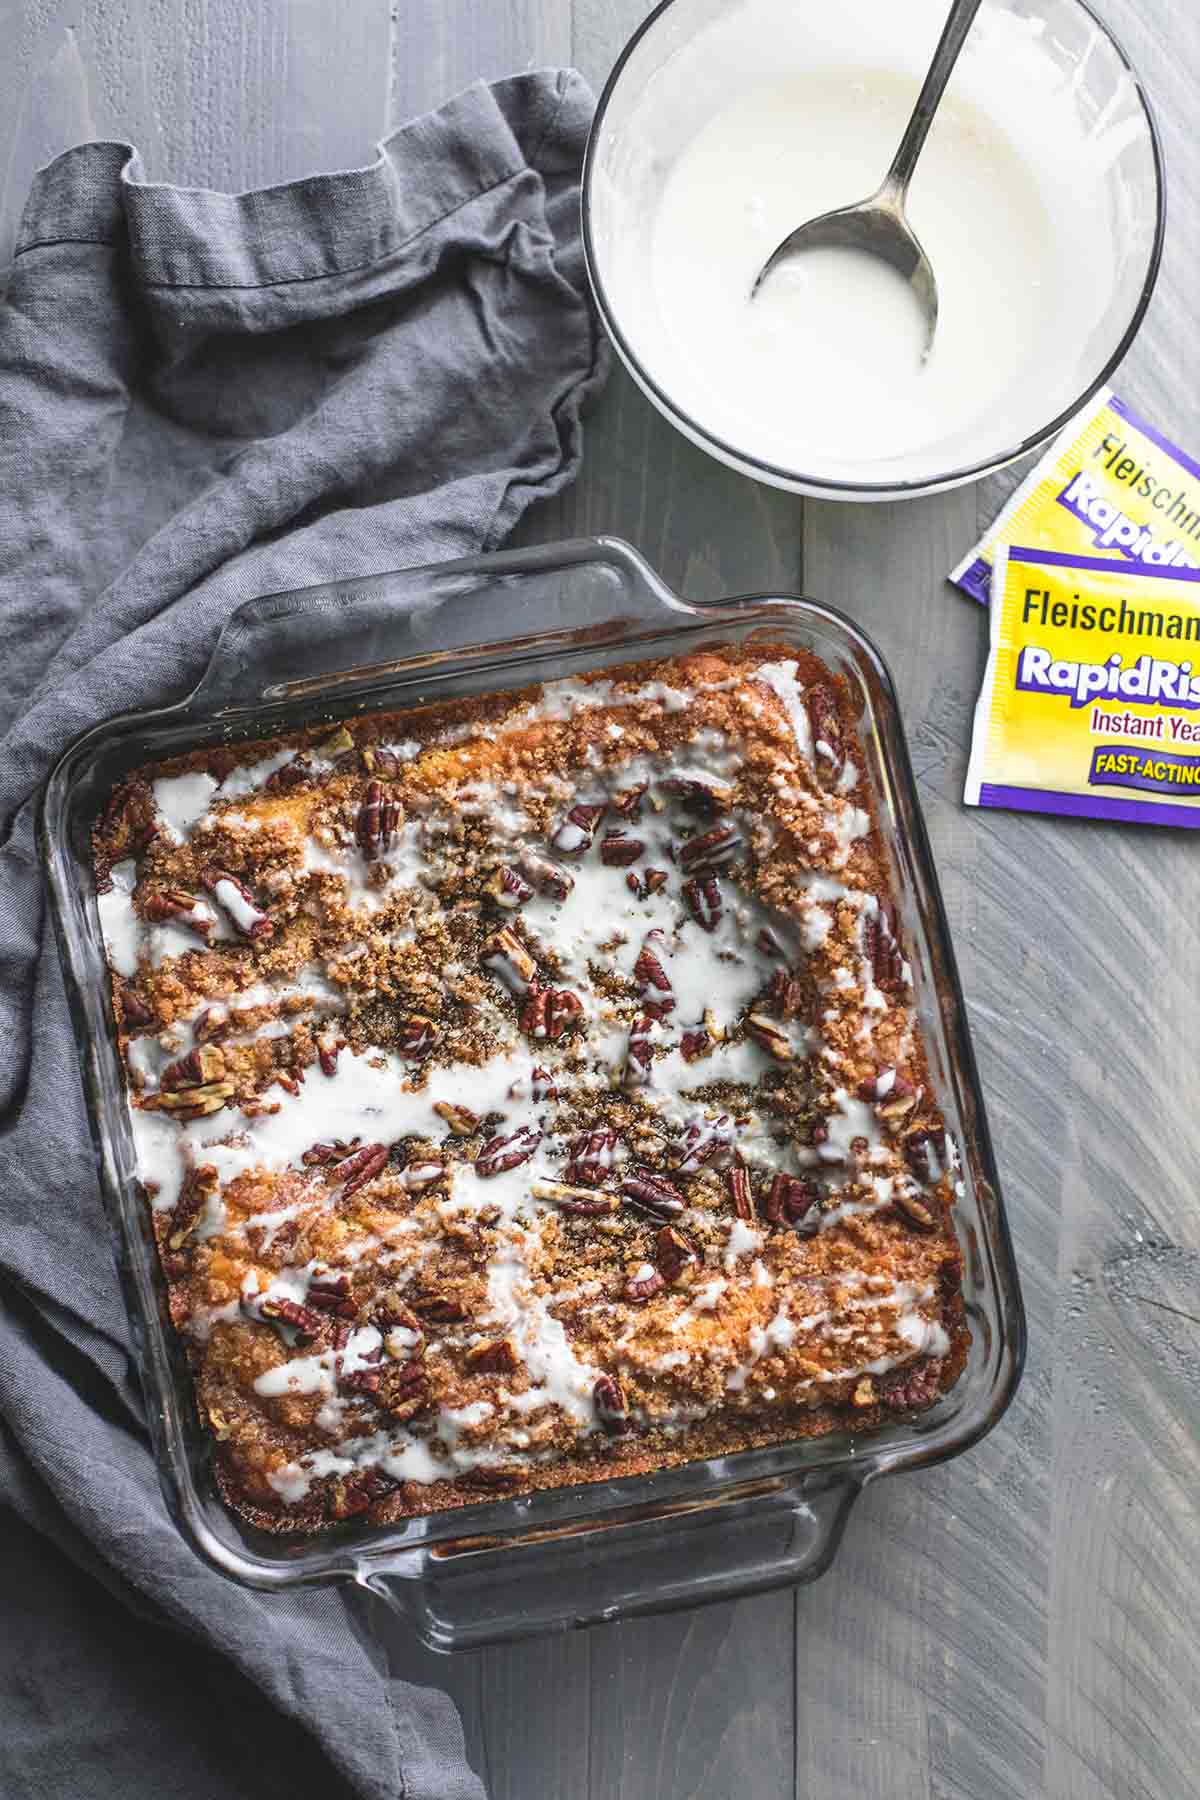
[7,0,1200,1795]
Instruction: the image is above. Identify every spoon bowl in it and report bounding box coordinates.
[751,0,983,351]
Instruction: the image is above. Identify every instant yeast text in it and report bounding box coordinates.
[951,389,1200,605]
[965,546,1200,827]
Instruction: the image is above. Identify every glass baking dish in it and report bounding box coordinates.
[39,536,1024,1652]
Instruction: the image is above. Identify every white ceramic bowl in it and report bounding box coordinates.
[582,0,1165,500]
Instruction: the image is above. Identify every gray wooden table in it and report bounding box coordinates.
[5,2,1199,1796]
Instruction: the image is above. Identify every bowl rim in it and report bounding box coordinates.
[581,0,1168,499]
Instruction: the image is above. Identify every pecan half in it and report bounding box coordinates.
[359,744,401,776]
[140,1080,234,1119]
[257,1295,323,1344]
[593,1374,629,1431]
[119,984,155,1029]
[893,1188,939,1232]
[409,1292,469,1323]
[397,1014,438,1059]
[167,1163,220,1251]
[624,1012,658,1088]
[599,829,644,867]
[551,800,606,855]
[672,1113,735,1174]
[863,899,905,994]
[333,1141,389,1198]
[620,1168,685,1218]
[566,1126,619,1185]
[633,929,674,1013]
[531,1178,620,1216]
[762,1172,819,1229]
[904,1128,946,1187]
[160,1044,226,1090]
[465,1337,520,1375]
[356,779,402,857]
[610,784,647,818]
[483,926,537,993]
[727,1161,755,1221]
[264,754,313,792]
[656,1224,697,1284]
[624,1264,666,1303]
[143,887,216,940]
[678,819,743,874]
[434,1100,480,1135]
[302,1136,360,1167]
[744,1013,794,1060]
[805,683,844,779]
[767,968,806,1020]
[660,775,734,811]
[383,1360,431,1420]
[475,1124,541,1178]
[307,1269,356,1317]
[683,875,722,932]
[518,848,574,901]
[200,869,273,941]
[547,987,584,1040]
[487,864,535,909]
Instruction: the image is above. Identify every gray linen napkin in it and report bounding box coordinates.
[0,70,606,1800]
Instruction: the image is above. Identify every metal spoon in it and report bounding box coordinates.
[751,0,984,354]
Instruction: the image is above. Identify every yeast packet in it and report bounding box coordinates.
[965,543,1200,828]
[951,388,1200,606]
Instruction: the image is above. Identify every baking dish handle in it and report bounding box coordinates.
[349,1472,860,1653]
[189,537,688,714]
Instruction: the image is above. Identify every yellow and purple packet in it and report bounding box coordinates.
[965,542,1200,828]
[951,388,1200,606]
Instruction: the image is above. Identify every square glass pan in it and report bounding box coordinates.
[40,536,1025,1652]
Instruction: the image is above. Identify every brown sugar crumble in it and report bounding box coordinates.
[92,644,969,1533]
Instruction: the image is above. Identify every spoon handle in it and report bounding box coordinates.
[883,0,985,199]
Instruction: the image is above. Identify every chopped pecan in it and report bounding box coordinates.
[744,1013,793,1060]
[593,1374,629,1431]
[332,1142,389,1198]
[679,1025,712,1061]
[118,984,155,1029]
[333,1467,399,1517]
[766,968,806,1020]
[465,1337,520,1375]
[483,926,537,993]
[756,925,786,958]
[624,1012,658,1088]
[904,1128,946,1187]
[856,1067,914,1103]
[633,929,674,1013]
[475,1124,541,1178]
[383,1360,431,1419]
[143,887,216,940]
[339,1362,384,1397]
[374,1292,425,1339]
[643,868,669,896]
[726,1161,755,1221]
[546,987,585,1040]
[192,1002,229,1043]
[200,869,273,941]
[316,726,355,757]
[100,784,157,857]
[678,819,743,874]
[882,1357,943,1411]
[355,779,402,857]
[397,1014,438,1058]
[620,1168,685,1218]
[316,1028,342,1077]
[409,1292,469,1323]
[160,1044,226,1090]
[307,1269,356,1318]
[400,1161,445,1192]
[167,1163,220,1251]
[518,848,574,901]
[660,775,734,811]
[682,875,722,932]
[359,744,402,776]
[893,1188,939,1232]
[852,1377,876,1408]
[434,1100,480,1135]
[531,1179,620,1216]
[264,754,313,792]
[656,1224,697,1284]
[566,1126,619,1185]
[550,800,606,855]
[863,899,905,994]
[487,863,535,909]
[805,683,844,779]
[599,829,644,867]
[140,1080,234,1119]
[302,1136,360,1167]
[610,783,648,818]
[624,1264,666,1303]
[672,1113,735,1174]
[530,1066,559,1103]
[762,1173,819,1229]
[257,1295,324,1344]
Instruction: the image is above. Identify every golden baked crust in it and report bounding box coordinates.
[93,645,968,1533]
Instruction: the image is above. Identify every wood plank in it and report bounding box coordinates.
[0,0,390,267]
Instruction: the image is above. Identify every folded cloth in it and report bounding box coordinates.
[0,70,606,1800]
